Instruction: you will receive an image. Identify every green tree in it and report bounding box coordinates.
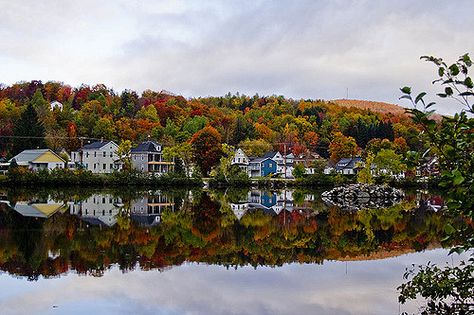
[163,142,193,176]
[357,151,374,184]
[12,102,46,155]
[116,140,132,171]
[292,163,306,178]
[398,53,474,314]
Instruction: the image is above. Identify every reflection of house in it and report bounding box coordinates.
[70,194,122,226]
[131,141,174,175]
[231,148,249,172]
[335,157,363,175]
[71,141,122,174]
[10,149,66,171]
[130,193,175,226]
[230,203,249,220]
[417,157,440,177]
[13,198,66,218]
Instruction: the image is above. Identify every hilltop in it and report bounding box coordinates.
[331,99,408,115]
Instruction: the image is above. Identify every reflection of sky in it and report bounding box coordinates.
[0,249,468,315]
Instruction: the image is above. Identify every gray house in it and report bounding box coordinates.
[131,141,174,175]
[71,141,122,174]
[335,157,363,175]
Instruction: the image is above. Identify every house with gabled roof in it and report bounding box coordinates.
[9,149,66,171]
[231,148,250,172]
[248,157,277,177]
[71,140,122,174]
[335,157,363,175]
[131,141,173,175]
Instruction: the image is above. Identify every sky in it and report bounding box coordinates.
[0,249,466,315]
[1,0,473,115]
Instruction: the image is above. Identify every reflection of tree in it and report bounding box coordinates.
[0,189,468,281]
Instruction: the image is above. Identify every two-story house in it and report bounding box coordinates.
[131,141,174,175]
[231,148,250,172]
[248,157,277,177]
[71,141,121,174]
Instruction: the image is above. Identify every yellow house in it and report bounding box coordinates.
[10,149,66,171]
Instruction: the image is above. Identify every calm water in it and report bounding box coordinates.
[0,187,463,315]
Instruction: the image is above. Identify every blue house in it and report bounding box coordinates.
[248,157,277,177]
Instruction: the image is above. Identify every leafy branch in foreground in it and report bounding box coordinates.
[398,54,474,314]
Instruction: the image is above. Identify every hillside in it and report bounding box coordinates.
[331,99,408,115]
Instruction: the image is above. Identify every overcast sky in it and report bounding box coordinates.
[1,0,473,115]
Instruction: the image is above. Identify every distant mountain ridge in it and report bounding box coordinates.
[331,99,408,115]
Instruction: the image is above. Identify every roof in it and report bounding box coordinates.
[131,141,162,153]
[249,157,275,164]
[336,157,363,170]
[263,151,280,159]
[82,141,117,150]
[10,149,65,164]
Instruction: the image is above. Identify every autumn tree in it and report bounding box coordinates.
[239,139,272,157]
[190,126,223,176]
[328,132,358,162]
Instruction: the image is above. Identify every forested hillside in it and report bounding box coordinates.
[0,81,425,174]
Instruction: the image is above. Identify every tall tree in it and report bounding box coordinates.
[12,102,46,155]
[190,126,223,176]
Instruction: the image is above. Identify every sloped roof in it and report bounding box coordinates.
[82,141,117,150]
[131,141,162,153]
[249,157,275,164]
[263,151,279,158]
[10,149,65,164]
[336,157,363,170]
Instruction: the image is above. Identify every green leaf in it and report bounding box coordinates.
[400,86,411,94]
[462,53,471,66]
[426,102,436,108]
[452,169,465,185]
[459,91,474,96]
[445,87,453,96]
[464,77,473,88]
[444,223,455,235]
[438,67,445,77]
[414,92,426,104]
[449,64,460,76]
[437,93,447,98]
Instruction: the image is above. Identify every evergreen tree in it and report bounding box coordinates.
[12,102,46,154]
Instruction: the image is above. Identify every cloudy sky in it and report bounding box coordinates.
[0,249,465,315]
[1,0,473,114]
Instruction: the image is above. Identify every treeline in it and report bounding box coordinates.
[0,81,425,175]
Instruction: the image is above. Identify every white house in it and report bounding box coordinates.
[231,148,250,171]
[50,101,63,111]
[71,141,122,174]
[10,149,66,171]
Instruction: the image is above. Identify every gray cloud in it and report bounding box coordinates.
[0,0,473,114]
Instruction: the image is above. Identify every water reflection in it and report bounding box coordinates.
[0,187,458,282]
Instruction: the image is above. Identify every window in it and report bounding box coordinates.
[94,152,97,158]
[141,155,144,161]
[103,152,106,157]
[110,164,113,169]
[103,164,106,170]
[94,164,96,170]
[86,152,89,158]
[102,197,105,203]
[110,152,113,157]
